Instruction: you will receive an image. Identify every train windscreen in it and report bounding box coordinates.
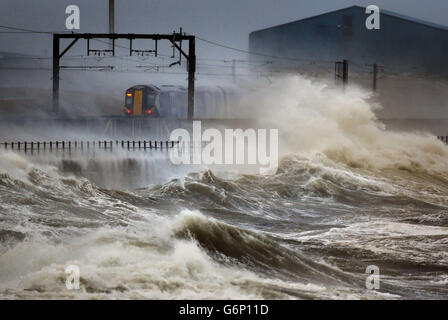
[147,92,156,105]
[125,92,133,106]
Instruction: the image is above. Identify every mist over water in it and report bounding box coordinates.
[1,75,448,299]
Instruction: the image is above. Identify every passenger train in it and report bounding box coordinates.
[123,84,236,118]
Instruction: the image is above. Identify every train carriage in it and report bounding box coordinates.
[123,84,233,118]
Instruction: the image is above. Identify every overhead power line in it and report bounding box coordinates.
[195,36,333,63]
[0,25,54,34]
[0,24,277,66]
[2,24,441,80]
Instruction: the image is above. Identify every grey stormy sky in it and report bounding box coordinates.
[1,0,447,60]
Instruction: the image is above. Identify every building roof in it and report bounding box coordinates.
[251,5,448,34]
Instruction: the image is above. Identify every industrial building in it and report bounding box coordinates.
[249,6,448,131]
[249,5,448,77]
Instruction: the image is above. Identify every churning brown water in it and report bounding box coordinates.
[0,76,447,299]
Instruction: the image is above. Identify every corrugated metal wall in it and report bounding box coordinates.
[249,6,448,77]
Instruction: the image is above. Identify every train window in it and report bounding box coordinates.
[216,91,225,117]
[159,92,170,117]
[222,91,228,118]
[125,97,132,105]
[147,92,156,105]
[154,94,160,109]
[195,92,206,118]
[178,93,188,118]
[205,92,214,118]
[169,93,176,117]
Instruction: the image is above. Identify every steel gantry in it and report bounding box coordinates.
[52,32,196,119]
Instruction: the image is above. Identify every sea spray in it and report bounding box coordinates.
[242,75,448,174]
[1,76,448,299]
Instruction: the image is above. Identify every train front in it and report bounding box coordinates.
[124,85,160,117]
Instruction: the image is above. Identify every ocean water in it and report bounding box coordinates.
[0,76,447,299]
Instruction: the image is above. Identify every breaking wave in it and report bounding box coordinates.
[1,75,448,299]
